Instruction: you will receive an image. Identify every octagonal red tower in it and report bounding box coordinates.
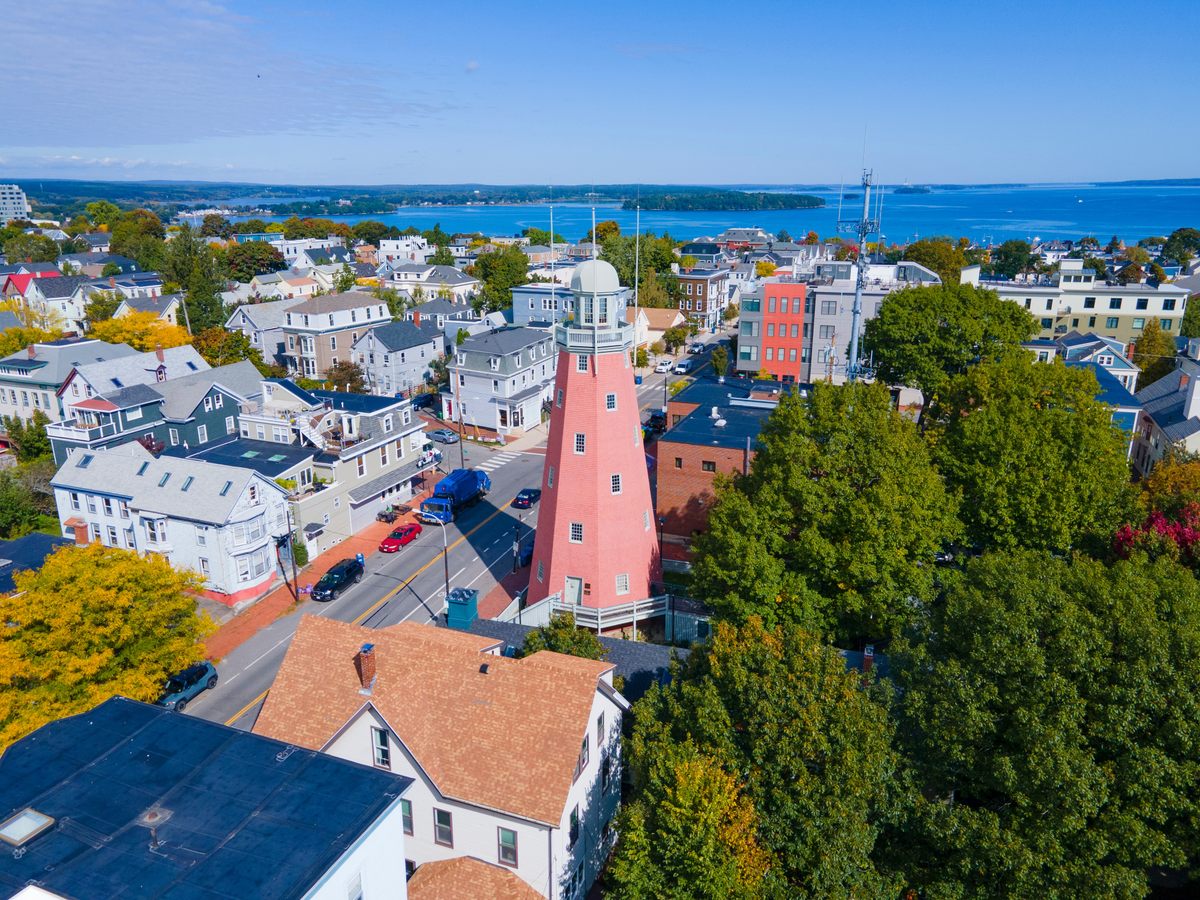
[525,259,661,615]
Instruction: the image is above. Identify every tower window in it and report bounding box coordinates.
[556,389,563,407]
[605,393,616,410]
[577,354,589,372]
[547,466,554,487]
[569,522,584,543]
[611,474,622,494]
[644,509,651,530]
[574,433,586,454]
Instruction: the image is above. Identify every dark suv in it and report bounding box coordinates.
[311,558,364,602]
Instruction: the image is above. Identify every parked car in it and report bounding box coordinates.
[646,410,667,432]
[673,359,693,375]
[311,558,365,601]
[512,488,542,509]
[157,661,218,712]
[654,359,672,373]
[688,343,705,354]
[410,393,437,410]
[428,428,459,444]
[379,522,422,552]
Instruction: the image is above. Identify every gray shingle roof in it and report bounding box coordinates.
[459,326,548,356]
[150,360,264,420]
[285,292,381,315]
[1136,357,1200,442]
[51,443,284,524]
[356,320,441,352]
[115,293,182,315]
[409,297,475,318]
[96,383,163,410]
[35,274,91,298]
[225,297,306,331]
[0,339,139,386]
[72,345,208,393]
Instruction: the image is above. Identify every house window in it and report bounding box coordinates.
[90,523,101,543]
[576,354,588,372]
[605,393,616,411]
[330,335,337,350]
[610,473,621,494]
[1162,319,1173,331]
[1133,318,1146,330]
[86,495,97,513]
[119,501,129,519]
[1084,297,1096,309]
[380,445,389,466]
[569,522,583,543]
[1109,298,1122,309]
[225,416,235,434]
[702,460,717,472]
[821,300,837,315]
[196,525,208,546]
[197,424,208,443]
[102,497,113,516]
[399,799,413,835]
[1106,317,1119,329]
[674,457,682,468]
[573,734,590,781]
[357,456,366,477]
[169,428,179,446]
[568,806,580,849]
[203,397,213,412]
[1136,297,1149,311]
[616,573,629,595]
[433,809,453,847]
[1164,298,1177,311]
[199,557,210,576]
[106,525,117,545]
[597,712,606,745]
[574,433,585,454]
[498,827,518,867]
[371,727,390,768]
[214,394,223,409]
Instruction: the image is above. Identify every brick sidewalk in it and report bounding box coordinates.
[204,500,429,660]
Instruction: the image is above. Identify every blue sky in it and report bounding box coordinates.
[4,0,1198,185]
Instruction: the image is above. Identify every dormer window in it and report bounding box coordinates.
[490,356,499,371]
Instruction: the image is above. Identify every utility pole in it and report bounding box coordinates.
[453,353,466,469]
[838,169,880,382]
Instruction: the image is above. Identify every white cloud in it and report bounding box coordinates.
[465,60,480,73]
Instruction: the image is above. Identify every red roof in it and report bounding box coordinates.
[71,397,118,413]
[2,270,61,296]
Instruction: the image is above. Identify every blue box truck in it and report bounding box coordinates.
[417,468,492,524]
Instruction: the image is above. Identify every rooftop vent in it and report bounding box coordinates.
[715,419,727,428]
[479,663,490,675]
[0,808,55,847]
[136,806,174,828]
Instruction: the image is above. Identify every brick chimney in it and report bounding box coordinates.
[155,343,165,363]
[26,344,35,359]
[863,645,875,672]
[109,276,116,287]
[355,643,376,691]
[1180,373,1190,393]
[412,309,420,328]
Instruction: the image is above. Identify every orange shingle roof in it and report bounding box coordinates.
[641,307,686,331]
[407,856,541,900]
[252,616,614,825]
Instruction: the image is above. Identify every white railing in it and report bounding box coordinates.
[555,323,632,353]
[550,594,671,633]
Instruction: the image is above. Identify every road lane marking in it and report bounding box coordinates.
[222,500,514,727]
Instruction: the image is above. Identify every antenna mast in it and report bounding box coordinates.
[838,169,879,382]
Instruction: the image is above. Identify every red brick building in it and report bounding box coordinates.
[736,278,808,382]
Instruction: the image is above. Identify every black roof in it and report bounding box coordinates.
[661,403,774,451]
[0,533,71,593]
[0,697,411,899]
[161,437,315,477]
[449,618,690,701]
[311,390,407,414]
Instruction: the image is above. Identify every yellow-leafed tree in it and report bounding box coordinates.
[89,310,192,352]
[0,543,213,749]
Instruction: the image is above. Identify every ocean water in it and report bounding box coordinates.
[214,183,1200,245]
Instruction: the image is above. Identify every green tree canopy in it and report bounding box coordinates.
[861,282,1038,418]
[350,220,395,244]
[110,208,166,270]
[429,245,454,266]
[1083,255,1109,279]
[324,359,366,393]
[84,289,122,325]
[586,220,620,243]
[199,214,233,238]
[986,239,1036,278]
[1132,318,1177,389]
[927,355,1135,554]
[3,409,52,463]
[709,345,728,377]
[224,241,286,282]
[612,618,899,898]
[2,233,59,263]
[1163,227,1200,268]
[193,326,272,375]
[0,543,214,749]
[890,550,1200,898]
[471,244,529,312]
[903,238,966,284]
[692,381,959,641]
[334,263,356,293]
[84,200,122,228]
[521,611,606,660]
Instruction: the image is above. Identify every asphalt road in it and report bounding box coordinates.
[188,330,732,731]
[187,440,546,730]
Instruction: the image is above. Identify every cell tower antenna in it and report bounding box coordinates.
[634,202,641,317]
[549,199,556,318]
[838,169,880,382]
[836,178,845,223]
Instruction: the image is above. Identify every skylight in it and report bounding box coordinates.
[137,461,149,476]
[0,808,54,847]
[268,454,286,462]
[186,361,198,370]
[111,378,123,387]
[181,476,194,492]
[241,451,260,458]
[158,473,171,487]
[77,454,94,468]
[220,481,233,496]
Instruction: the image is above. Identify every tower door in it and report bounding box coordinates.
[564,576,583,606]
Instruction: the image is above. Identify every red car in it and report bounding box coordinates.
[379,523,422,552]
